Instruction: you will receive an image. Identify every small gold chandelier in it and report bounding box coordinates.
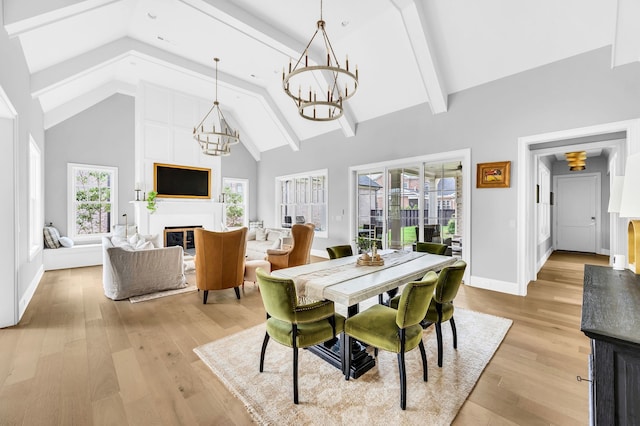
[194,58,239,156]
[565,151,586,171]
[282,0,358,121]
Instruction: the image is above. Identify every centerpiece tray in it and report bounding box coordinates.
[356,257,384,266]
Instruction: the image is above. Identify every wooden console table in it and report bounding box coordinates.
[581,265,640,425]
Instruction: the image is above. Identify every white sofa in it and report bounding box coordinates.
[102,235,187,300]
[245,227,291,260]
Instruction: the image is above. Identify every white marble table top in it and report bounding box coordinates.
[272,251,457,307]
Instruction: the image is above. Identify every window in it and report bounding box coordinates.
[29,136,42,258]
[68,163,118,240]
[222,178,248,228]
[276,169,327,237]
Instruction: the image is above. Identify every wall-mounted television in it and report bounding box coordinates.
[154,163,211,199]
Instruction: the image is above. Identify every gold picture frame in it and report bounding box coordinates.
[477,161,511,188]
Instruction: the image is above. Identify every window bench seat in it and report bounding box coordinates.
[43,243,102,271]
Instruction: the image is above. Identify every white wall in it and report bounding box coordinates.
[257,47,640,291]
[0,4,45,326]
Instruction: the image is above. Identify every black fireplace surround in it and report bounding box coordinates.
[164,225,202,255]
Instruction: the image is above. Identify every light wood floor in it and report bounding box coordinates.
[0,251,607,425]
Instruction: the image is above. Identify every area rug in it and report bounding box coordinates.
[128,285,196,303]
[194,308,512,425]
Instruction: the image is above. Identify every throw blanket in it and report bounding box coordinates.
[294,251,425,302]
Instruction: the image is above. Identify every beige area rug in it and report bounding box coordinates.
[128,285,197,303]
[194,308,512,425]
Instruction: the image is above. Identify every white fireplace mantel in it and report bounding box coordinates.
[131,200,224,246]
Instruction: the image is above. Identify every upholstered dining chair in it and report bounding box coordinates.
[194,227,247,304]
[424,260,466,367]
[326,244,353,259]
[415,241,448,255]
[266,223,315,271]
[256,268,346,404]
[391,260,467,367]
[344,273,438,410]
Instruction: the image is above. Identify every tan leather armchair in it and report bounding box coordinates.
[266,223,315,271]
[194,227,247,304]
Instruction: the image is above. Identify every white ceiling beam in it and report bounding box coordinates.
[182,0,357,137]
[611,0,640,67]
[3,0,121,37]
[30,37,300,151]
[391,0,448,114]
[43,81,135,129]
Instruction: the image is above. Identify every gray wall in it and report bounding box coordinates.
[45,94,135,238]
[257,47,640,286]
[221,142,258,222]
[0,3,46,315]
[551,155,610,252]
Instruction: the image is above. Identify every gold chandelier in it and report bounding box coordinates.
[194,58,239,156]
[565,151,586,171]
[282,0,358,121]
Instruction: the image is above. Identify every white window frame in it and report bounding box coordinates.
[28,136,42,259]
[276,169,328,238]
[222,177,249,228]
[67,163,118,242]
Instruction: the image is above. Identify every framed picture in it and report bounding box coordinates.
[476,161,511,188]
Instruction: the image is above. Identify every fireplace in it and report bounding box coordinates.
[164,225,202,255]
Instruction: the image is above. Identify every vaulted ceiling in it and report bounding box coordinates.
[4,0,638,160]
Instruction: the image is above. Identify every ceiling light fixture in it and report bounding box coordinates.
[282,0,358,121]
[565,151,586,171]
[193,58,240,156]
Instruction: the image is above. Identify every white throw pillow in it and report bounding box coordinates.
[129,233,145,245]
[267,231,282,242]
[247,229,257,241]
[142,234,159,247]
[58,236,74,248]
[269,238,282,250]
[111,236,129,247]
[256,228,267,241]
[135,241,154,250]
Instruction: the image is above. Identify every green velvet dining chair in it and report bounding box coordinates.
[343,273,438,410]
[391,260,467,367]
[255,268,346,404]
[415,241,448,255]
[326,244,353,259]
[425,260,466,367]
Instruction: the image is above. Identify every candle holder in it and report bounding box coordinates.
[135,189,141,201]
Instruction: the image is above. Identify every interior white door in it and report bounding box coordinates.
[556,174,598,253]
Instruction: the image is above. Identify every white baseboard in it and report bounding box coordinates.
[19,264,44,321]
[468,275,524,296]
[537,247,553,272]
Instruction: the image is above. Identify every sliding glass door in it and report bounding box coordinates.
[355,160,463,257]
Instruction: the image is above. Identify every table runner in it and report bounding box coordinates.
[293,250,425,302]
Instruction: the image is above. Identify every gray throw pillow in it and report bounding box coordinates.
[43,226,61,249]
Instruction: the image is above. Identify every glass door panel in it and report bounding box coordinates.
[387,167,419,250]
[356,171,383,252]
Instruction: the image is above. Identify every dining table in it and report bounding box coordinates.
[272,250,458,378]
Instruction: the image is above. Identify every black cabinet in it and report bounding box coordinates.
[581,265,640,425]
